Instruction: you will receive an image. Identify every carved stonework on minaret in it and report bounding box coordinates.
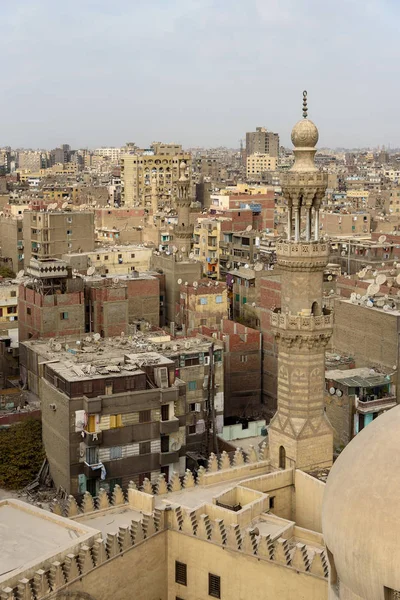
[268,91,333,472]
[174,161,193,260]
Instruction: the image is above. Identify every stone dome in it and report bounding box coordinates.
[322,405,400,599]
[291,118,319,148]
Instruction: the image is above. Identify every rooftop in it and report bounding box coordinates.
[0,500,98,583]
[325,366,390,388]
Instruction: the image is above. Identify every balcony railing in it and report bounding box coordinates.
[271,312,333,331]
[356,396,397,413]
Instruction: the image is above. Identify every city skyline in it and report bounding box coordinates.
[1,0,399,149]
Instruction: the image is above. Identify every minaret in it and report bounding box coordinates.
[174,161,193,261]
[268,91,333,471]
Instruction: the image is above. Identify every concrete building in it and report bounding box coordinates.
[0,214,24,271]
[23,210,95,263]
[325,366,396,448]
[320,211,370,236]
[246,153,277,179]
[0,280,19,332]
[62,245,153,275]
[246,127,280,158]
[178,280,228,332]
[94,147,122,162]
[20,341,187,494]
[18,259,86,342]
[17,151,43,172]
[121,148,192,207]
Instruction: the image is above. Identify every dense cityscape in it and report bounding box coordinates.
[1,1,400,598]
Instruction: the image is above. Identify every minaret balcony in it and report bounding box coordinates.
[271,312,333,331]
[277,240,329,258]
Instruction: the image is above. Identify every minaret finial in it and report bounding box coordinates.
[302,90,308,119]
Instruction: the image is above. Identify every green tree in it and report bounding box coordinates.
[0,418,45,489]
[0,266,16,278]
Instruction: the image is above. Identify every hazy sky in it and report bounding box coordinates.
[1,0,399,149]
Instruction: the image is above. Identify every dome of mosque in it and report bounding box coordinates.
[322,405,400,599]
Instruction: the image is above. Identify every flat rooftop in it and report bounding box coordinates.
[0,500,98,582]
[325,366,389,388]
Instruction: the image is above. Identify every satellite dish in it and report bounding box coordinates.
[181,246,186,253]
[65,343,69,350]
[16,270,25,278]
[350,293,357,303]
[189,252,194,259]
[177,278,182,285]
[252,302,256,307]
[341,251,346,256]
[85,336,92,342]
[396,274,400,286]
[244,264,249,269]
[193,281,198,288]
[379,235,387,243]
[246,225,252,232]
[366,300,373,307]
[226,262,231,269]
[49,338,55,345]
[336,389,343,398]
[93,333,101,341]
[113,277,119,284]
[172,245,178,254]
[54,343,62,351]
[87,266,95,276]
[367,283,380,296]
[377,298,385,307]
[376,274,387,285]
[358,269,366,279]
[172,344,178,351]
[184,281,188,286]
[254,263,263,272]
[62,201,68,209]
[327,275,333,281]
[329,387,336,395]
[184,341,191,349]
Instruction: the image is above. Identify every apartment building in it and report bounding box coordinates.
[121,149,192,207]
[246,153,277,179]
[23,210,95,263]
[320,211,370,236]
[62,245,153,275]
[0,214,24,271]
[17,151,43,172]
[0,281,19,332]
[20,340,186,495]
[94,147,122,162]
[246,127,280,158]
[178,280,228,332]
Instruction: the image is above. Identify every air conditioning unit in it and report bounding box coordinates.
[155,366,169,389]
[195,403,201,413]
[204,356,210,366]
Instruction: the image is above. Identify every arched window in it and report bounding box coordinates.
[311,301,321,316]
[279,445,286,469]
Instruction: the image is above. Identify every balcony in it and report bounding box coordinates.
[160,450,179,466]
[271,312,333,331]
[357,396,397,414]
[84,431,102,445]
[160,417,179,434]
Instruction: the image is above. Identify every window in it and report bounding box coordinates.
[67,229,72,235]
[83,381,93,394]
[131,253,135,258]
[110,446,122,460]
[110,414,122,428]
[161,404,169,421]
[235,294,240,302]
[86,478,97,496]
[10,291,16,298]
[118,254,122,259]
[139,409,151,423]
[126,377,135,390]
[26,306,32,315]
[188,381,197,391]
[86,446,98,465]
[243,297,247,304]
[87,415,97,433]
[270,496,275,509]
[175,561,187,586]
[188,424,196,435]
[215,295,223,304]
[139,441,151,455]
[199,297,208,305]
[190,403,196,412]
[97,254,100,260]
[60,312,68,320]
[104,255,109,260]
[240,355,248,363]
[279,445,286,469]
[209,574,221,598]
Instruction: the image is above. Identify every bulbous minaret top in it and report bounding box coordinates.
[290,90,319,173]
